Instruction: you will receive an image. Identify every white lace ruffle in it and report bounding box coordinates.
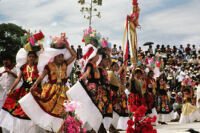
[179,110,200,123]
[19,93,63,132]
[0,109,44,133]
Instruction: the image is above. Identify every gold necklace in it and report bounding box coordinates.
[27,65,34,84]
[55,64,62,84]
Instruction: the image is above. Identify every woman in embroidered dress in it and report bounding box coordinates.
[67,43,109,132]
[19,42,76,132]
[157,73,173,124]
[145,70,158,120]
[79,48,106,132]
[179,87,200,123]
[108,61,129,130]
[128,68,145,112]
[98,54,113,132]
[0,51,44,133]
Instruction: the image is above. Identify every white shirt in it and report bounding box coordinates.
[0,66,17,100]
[177,71,186,82]
[197,84,200,108]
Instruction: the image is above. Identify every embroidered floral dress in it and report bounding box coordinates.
[128,79,146,111]
[32,62,69,117]
[81,63,109,115]
[2,64,39,119]
[145,78,157,114]
[157,79,172,114]
[98,67,113,117]
[108,71,128,116]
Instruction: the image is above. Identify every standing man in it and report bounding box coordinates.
[111,44,118,59]
[0,53,17,133]
[77,45,83,60]
[0,53,17,108]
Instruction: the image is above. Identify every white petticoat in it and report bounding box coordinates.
[0,109,44,133]
[158,112,174,122]
[179,110,200,123]
[148,108,159,124]
[117,116,129,130]
[67,81,103,132]
[19,93,63,132]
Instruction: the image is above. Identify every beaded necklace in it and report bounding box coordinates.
[26,65,34,84]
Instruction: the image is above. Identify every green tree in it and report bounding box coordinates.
[0,23,26,65]
[78,0,103,27]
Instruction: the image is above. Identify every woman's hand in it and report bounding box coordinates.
[38,42,44,52]
[30,83,37,92]
[79,77,83,81]
[7,89,14,95]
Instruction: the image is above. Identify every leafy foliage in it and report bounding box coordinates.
[0,23,26,65]
[78,0,103,27]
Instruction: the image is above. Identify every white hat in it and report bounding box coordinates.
[16,48,42,75]
[37,47,74,77]
[79,44,102,73]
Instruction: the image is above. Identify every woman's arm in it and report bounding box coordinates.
[7,72,22,94]
[117,61,127,75]
[65,45,77,65]
[79,67,91,81]
[38,42,44,52]
[30,69,48,91]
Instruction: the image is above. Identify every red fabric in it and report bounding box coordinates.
[132,0,138,5]
[33,31,44,41]
[2,64,39,119]
[3,87,30,119]
[83,47,94,60]
[124,17,129,60]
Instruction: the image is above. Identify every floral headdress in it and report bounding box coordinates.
[82,27,112,48]
[98,37,111,49]
[50,33,70,49]
[82,27,97,45]
[21,30,45,52]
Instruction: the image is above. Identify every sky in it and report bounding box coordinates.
[0,0,200,50]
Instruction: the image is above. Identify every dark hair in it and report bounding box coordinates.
[28,51,37,57]
[148,70,154,77]
[97,48,105,55]
[111,62,118,67]
[102,54,109,60]
[2,52,12,61]
[135,69,142,74]
[90,38,98,47]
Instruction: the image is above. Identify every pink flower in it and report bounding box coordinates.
[63,101,81,112]
[79,120,83,125]
[81,128,86,133]
[101,41,108,48]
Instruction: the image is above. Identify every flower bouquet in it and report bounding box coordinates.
[21,30,45,52]
[57,100,86,133]
[127,105,157,133]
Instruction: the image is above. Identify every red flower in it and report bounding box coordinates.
[136,127,141,132]
[146,117,152,123]
[127,127,134,133]
[130,105,137,112]
[152,115,157,123]
[153,129,157,133]
[127,119,135,126]
[138,105,147,115]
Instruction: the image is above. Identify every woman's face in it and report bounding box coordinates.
[92,54,99,63]
[135,72,142,79]
[54,54,64,64]
[27,54,36,64]
[101,58,109,68]
[149,72,154,77]
[112,63,119,71]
